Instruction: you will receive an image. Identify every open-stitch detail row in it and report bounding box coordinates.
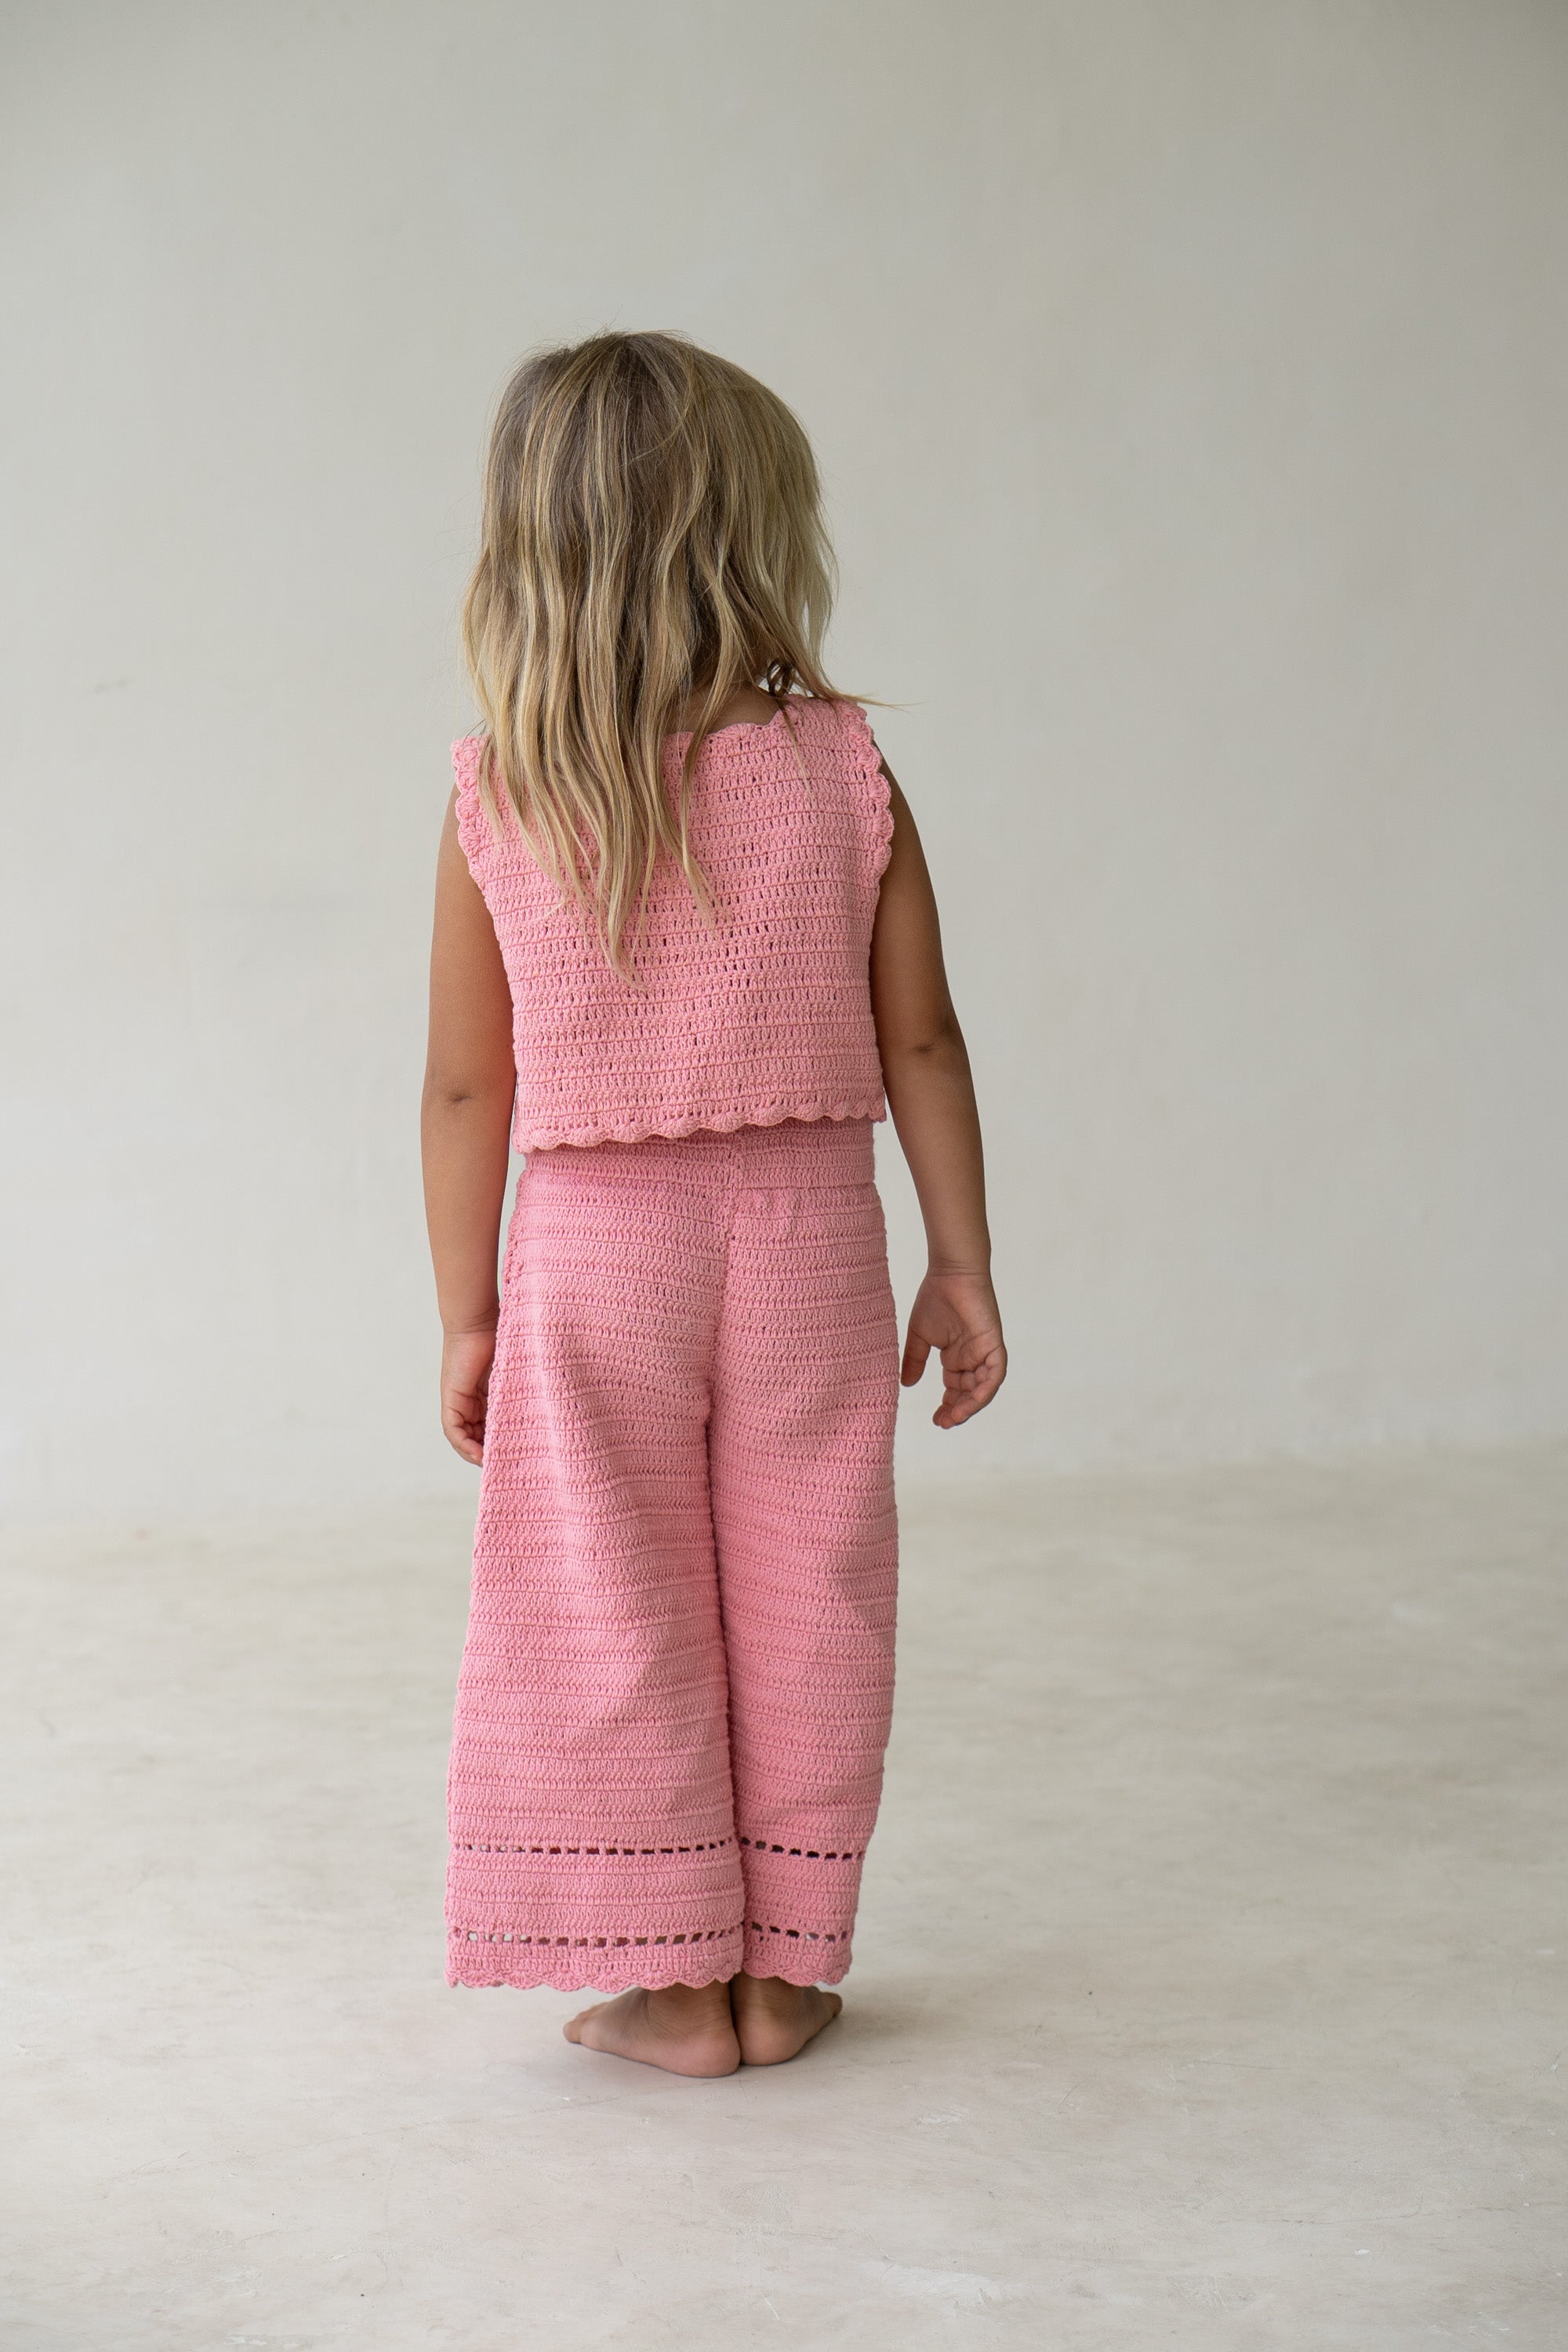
[747,1921,850,1943]
[457,1838,730,1857]
[738,1836,866,1860]
[462,1928,731,1949]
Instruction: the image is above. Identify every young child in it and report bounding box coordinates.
[422,330,1005,2078]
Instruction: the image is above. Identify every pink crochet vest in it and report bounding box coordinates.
[452,696,892,1151]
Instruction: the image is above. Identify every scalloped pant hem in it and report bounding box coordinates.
[446,1925,853,1994]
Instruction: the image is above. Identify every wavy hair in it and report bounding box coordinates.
[460,330,842,975]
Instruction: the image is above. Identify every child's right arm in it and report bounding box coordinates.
[421,793,517,1463]
[869,768,1007,1428]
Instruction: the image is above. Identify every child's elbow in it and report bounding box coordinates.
[422,1063,515,1113]
[882,1010,970,1069]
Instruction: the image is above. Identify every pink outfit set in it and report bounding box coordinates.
[445,696,899,1991]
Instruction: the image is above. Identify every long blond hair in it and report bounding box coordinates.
[461,330,842,975]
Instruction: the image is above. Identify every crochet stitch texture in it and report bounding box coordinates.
[445,1119,900,1992]
[452,695,894,1151]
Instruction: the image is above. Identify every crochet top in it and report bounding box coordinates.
[452,695,893,1151]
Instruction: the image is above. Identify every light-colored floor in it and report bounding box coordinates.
[4,1445,1566,2350]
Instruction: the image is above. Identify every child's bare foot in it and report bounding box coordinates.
[729,1971,843,2065]
[563,1980,740,2077]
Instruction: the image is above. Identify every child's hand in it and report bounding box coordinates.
[900,1270,1007,1429]
[441,1326,498,1464]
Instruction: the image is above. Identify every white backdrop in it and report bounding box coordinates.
[3,0,1566,1523]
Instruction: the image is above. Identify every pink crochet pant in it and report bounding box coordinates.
[445,1116,899,1993]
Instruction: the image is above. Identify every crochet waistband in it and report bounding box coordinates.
[522,1113,876,1189]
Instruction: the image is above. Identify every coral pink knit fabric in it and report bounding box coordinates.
[451,697,893,1151]
[445,1117,899,1991]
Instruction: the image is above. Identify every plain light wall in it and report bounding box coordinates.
[2,0,1565,1523]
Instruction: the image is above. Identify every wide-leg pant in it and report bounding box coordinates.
[445,1116,900,1992]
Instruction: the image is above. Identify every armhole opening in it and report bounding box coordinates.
[844,704,895,890]
[452,735,496,887]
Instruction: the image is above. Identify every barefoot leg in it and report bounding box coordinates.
[563,1979,740,2077]
[729,1971,844,2066]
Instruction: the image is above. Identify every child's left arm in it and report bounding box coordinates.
[421,793,517,1463]
[869,764,1007,1428]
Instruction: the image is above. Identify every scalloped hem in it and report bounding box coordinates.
[744,1942,852,1989]
[446,1929,851,1994]
[449,1955,737,1994]
[448,1925,744,1993]
[516,1099,887,1153]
